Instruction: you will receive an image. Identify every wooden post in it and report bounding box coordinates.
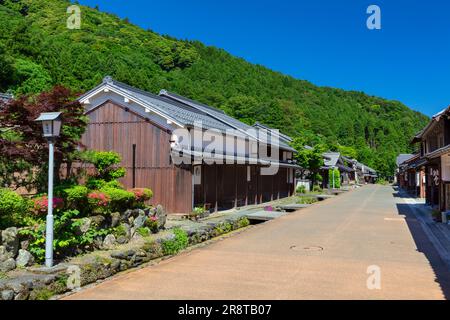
[234,164,238,208]
[215,164,218,212]
[132,144,136,188]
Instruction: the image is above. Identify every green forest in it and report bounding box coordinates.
[0,0,429,177]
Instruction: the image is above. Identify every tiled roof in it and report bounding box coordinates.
[80,77,297,152]
[412,106,446,142]
[253,122,293,143]
[396,154,415,166]
[323,152,340,167]
[159,89,296,152]
[0,93,12,102]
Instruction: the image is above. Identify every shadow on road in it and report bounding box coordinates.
[394,189,450,299]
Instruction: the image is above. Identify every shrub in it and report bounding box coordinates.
[82,151,126,182]
[63,185,88,210]
[296,185,306,194]
[297,196,317,205]
[136,227,150,237]
[161,228,188,255]
[189,206,207,220]
[86,178,106,190]
[100,187,134,212]
[112,224,129,237]
[130,188,153,202]
[238,217,250,228]
[328,168,341,189]
[144,216,159,233]
[31,195,64,217]
[21,209,109,262]
[312,185,322,193]
[0,188,29,227]
[214,222,233,235]
[87,191,110,213]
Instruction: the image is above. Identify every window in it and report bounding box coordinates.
[247,166,251,182]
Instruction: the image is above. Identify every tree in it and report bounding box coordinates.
[328,168,341,189]
[0,86,88,191]
[0,45,15,91]
[13,58,52,95]
[290,137,325,186]
[337,145,358,159]
[223,95,259,125]
[0,0,430,178]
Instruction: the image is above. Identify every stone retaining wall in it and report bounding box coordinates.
[0,216,250,300]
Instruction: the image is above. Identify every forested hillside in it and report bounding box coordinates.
[0,0,429,177]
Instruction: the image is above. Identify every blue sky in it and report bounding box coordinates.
[77,0,450,117]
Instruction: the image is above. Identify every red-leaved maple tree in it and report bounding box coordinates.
[0,86,87,191]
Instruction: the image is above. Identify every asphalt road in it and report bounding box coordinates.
[65,185,450,300]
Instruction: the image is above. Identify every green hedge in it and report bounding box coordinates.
[0,188,29,228]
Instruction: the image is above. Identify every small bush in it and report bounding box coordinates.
[87,191,110,212]
[312,185,322,193]
[130,188,153,202]
[297,196,317,204]
[189,206,207,220]
[136,227,150,237]
[296,185,306,194]
[238,217,250,228]
[161,228,188,255]
[144,216,159,233]
[31,195,64,217]
[63,185,88,210]
[31,288,54,300]
[100,187,134,212]
[328,168,341,189]
[214,222,233,235]
[112,224,129,237]
[82,150,125,182]
[0,188,29,227]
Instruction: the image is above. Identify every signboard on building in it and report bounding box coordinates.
[441,154,450,182]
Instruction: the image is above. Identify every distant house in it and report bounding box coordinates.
[320,152,377,188]
[320,152,355,188]
[354,161,378,184]
[0,92,12,104]
[395,153,426,198]
[76,76,300,214]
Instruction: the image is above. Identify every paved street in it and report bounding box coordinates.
[65,185,450,300]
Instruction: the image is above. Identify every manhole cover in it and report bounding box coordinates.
[290,245,324,255]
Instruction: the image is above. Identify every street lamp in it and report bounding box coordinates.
[35,112,62,268]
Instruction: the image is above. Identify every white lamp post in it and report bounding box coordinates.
[35,112,62,268]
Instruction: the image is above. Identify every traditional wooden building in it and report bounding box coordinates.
[396,153,426,198]
[320,152,378,188]
[320,152,355,188]
[77,76,299,213]
[412,106,450,211]
[0,92,12,103]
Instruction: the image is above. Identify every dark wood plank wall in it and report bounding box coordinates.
[81,100,193,213]
[194,164,294,211]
